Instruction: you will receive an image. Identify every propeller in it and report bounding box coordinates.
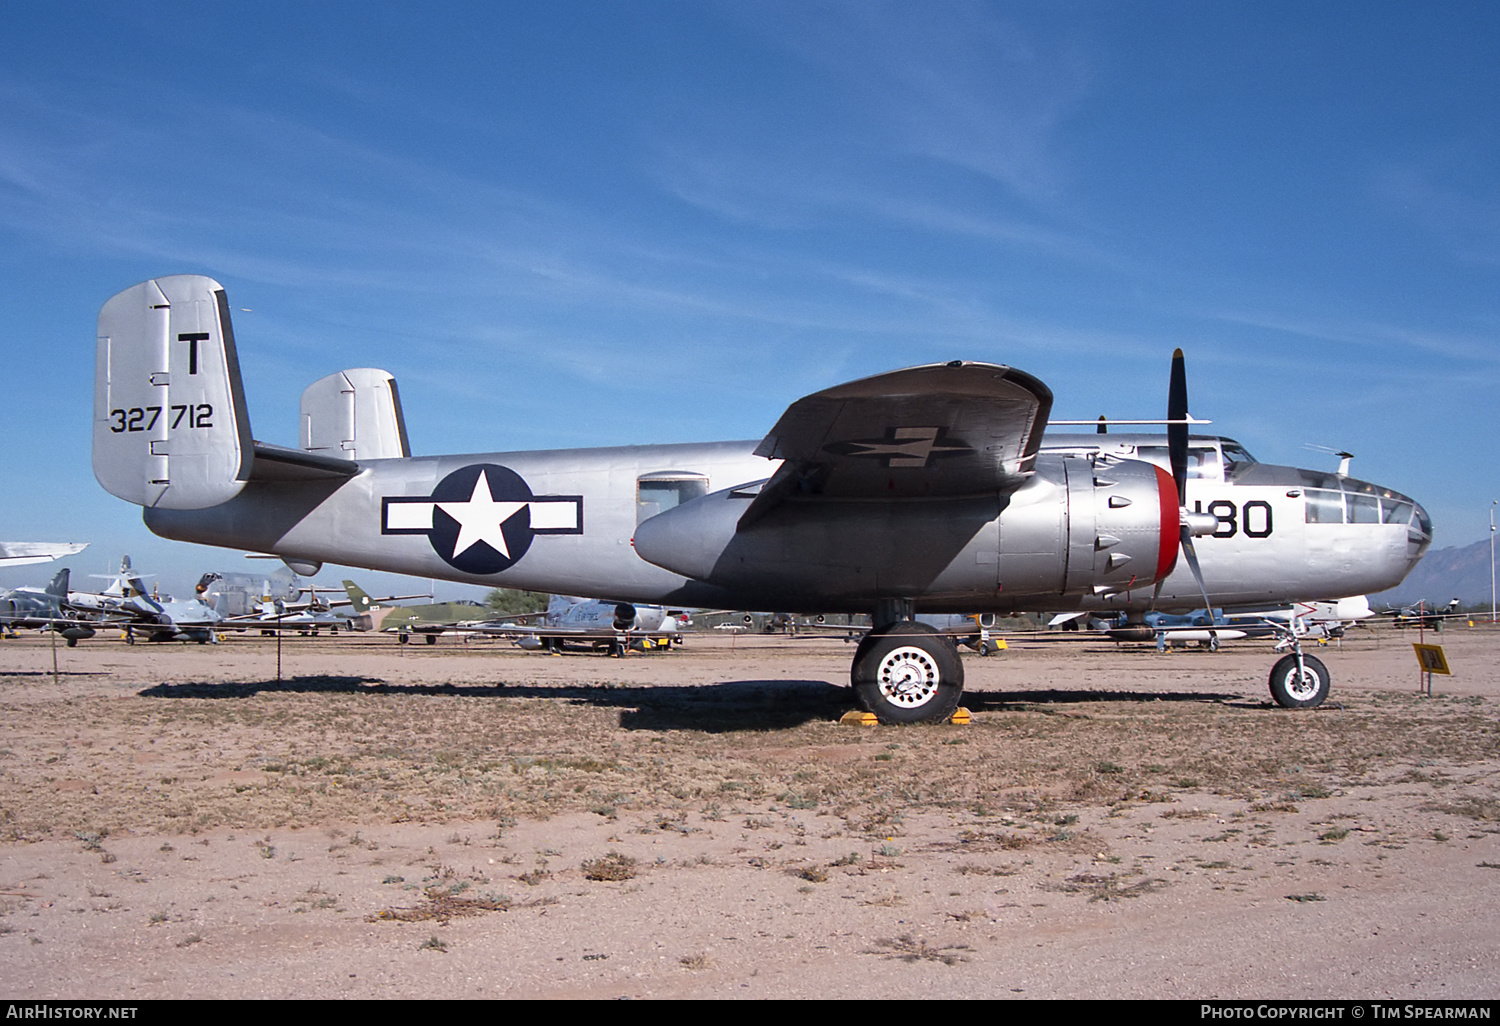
[1160,349,1218,614]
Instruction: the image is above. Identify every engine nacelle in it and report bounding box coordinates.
[633,455,1178,612]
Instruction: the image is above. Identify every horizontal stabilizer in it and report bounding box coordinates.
[249,442,361,483]
[94,276,254,509]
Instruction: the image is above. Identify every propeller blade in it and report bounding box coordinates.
[1179,525,1216,615]
[1167,348,1189,503]
[1096,414,1108,435]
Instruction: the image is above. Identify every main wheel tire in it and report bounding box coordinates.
[1268,653,1330,708]
[851,621,964,724]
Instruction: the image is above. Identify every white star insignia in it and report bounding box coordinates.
[436,470,529,559]
[842,427,971,467]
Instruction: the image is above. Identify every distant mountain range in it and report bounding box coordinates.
[1369,535,1498,610]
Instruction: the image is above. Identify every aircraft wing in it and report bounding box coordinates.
[0,542,88,566]
[742,362,1052,525]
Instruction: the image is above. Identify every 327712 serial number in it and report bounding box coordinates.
[108,404,214,432]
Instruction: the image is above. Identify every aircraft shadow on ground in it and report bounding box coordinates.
[137,676,850,731]
[967,688,1260,711]
[136,676,1256,730]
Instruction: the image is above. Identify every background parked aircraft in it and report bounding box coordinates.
[0,569,101,645]
[341,581,483,642]
[65,557,225,644]
[477,594,687,654]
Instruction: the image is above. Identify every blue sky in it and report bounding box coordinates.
[1,1,1497,599]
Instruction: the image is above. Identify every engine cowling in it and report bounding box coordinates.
[632,455,1178,612]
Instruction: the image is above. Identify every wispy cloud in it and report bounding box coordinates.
[734,0,1092,202]
[1369,165,1500,268]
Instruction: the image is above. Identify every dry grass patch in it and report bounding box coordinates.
[864,933,970,966]
[581,851,637,881]
[1047,871,1168,902]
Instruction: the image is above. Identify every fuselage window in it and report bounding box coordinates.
[638,473,710,525]
[1304,489,1345,524]
[1347,493,1381,524]
[1382,499,1414,526]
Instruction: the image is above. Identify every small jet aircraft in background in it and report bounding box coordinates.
[1382,599,1464,630]
[478,594,687,654]
[0,568,103,645]
[64,556,226,643]
[197,570,364,634]
[195,569,302,617]
[0,542,88,567]
[1066,594,1376,651]
[91,276,1431,720]
[341,581,485,642]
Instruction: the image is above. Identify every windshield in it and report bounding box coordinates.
[1219,439,1256,472]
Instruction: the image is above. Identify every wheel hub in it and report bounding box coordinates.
[1285,667,1319,700]
[876,646,941,708]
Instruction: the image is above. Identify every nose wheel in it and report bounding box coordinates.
[851,620,964,724]
[1268,652,1330,708]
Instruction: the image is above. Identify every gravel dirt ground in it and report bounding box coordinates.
[0,624,1496,1000]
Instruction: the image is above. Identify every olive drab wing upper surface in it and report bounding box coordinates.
[750,362,1052,503]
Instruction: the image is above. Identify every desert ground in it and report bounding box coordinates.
[0,622,1496,1000]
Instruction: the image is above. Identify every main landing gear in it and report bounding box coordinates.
[850,620,964,724]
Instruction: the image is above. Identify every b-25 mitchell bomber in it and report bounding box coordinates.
[93,276,1429,721]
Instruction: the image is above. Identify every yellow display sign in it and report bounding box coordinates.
[1412,643,1451,675]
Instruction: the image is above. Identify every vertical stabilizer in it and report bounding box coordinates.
[342,580,374,614]
[300,368,411,460]
[94,276,254,509]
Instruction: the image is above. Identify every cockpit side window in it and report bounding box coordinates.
[1133,445,1222,480]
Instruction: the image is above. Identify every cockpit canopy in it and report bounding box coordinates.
[1040,434,1257,484]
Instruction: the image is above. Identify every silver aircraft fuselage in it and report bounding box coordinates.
[146,441,771,609]
[143,432,1428,616]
